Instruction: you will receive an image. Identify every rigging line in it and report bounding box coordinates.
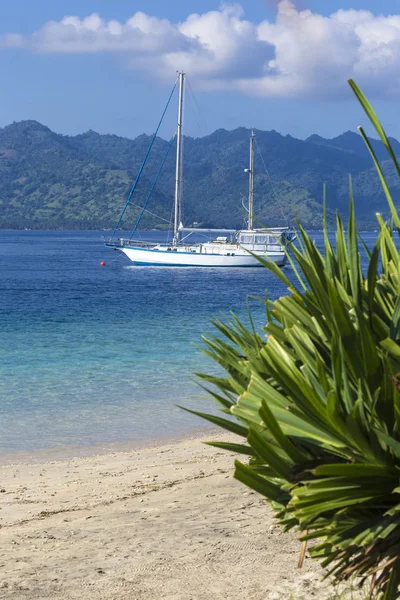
[129,203,172,225]
[185,85,205,136]
[186,77,208,135]
[168,200,174,242]
[190,85,208,135]
[108,251,126,266]
[129,135,176,239]
[179,120,184,226]
[255,136,289,226]
[186,87,207,137]
[111,78,178,240]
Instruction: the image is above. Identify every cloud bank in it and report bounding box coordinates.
[2,1,400,98]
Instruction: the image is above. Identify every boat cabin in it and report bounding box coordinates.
[237,231,283,250]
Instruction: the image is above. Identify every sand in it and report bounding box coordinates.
[0,431,357,600]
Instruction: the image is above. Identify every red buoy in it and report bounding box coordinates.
[100,261,106,267]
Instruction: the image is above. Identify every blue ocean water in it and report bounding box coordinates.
[0,230,379,455]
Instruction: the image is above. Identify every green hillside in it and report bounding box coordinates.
[0,120,398,230]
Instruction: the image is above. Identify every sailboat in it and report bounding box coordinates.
[106,72,295,267]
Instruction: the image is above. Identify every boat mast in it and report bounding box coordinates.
[173,71,185,245]
[248,129,255,231]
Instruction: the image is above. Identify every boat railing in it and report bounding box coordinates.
[106,238,170,248]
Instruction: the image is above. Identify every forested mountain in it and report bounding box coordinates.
[0,120,398,230]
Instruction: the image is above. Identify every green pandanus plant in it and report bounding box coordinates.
[182,81,400,599]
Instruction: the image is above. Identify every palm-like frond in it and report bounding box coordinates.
[190,81,400,599]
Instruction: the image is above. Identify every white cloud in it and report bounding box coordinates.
[1,1,400,98]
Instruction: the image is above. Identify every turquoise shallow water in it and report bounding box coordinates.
[0,230,293,454]
[0,230,379,455]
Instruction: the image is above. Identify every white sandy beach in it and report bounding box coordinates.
[0,432,357,600]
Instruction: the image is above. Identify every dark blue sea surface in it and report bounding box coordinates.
[0,230,379,454]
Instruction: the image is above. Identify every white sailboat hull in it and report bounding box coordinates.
[107,74,296,270]
[119,245,286,267]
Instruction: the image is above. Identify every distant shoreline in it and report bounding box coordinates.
[0,121,393,233]
[0,227,380,232]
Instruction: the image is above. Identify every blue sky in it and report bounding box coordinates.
[0,0,399,140]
